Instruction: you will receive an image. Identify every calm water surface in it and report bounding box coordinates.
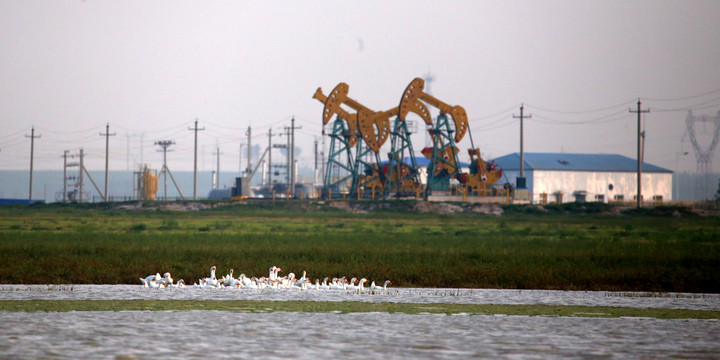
[2,285,719,310]
[1,286,719,359]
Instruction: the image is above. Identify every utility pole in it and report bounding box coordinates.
[285,127,291,187]
[212,145,222,189]
[286,117,302,195]
[630,99,650,208]
[291,117,296,193]
[245,126,252,175]
[155,140,175,200]
[513,104,531,186]
[321,128,326,186]
[79,148,85,202]
[268,128,273,185]
[188,119,205,200]
[100,124,116,202]
[77,148,104,202]
[314,139,319,186]
[25,126,40,200]
[62,150,69,202]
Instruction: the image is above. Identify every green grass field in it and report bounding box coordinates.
[0,200,718,293]
[1,299,718,319]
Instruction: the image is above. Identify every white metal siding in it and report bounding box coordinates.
[504,170,672,203]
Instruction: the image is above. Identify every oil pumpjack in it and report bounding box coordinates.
[313,77,502,199]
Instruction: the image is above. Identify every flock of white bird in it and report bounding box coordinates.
[140,265,392,292]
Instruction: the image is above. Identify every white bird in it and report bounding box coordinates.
[294,271,307,286]
[269,266,282,282]
[370,280,392,291]
[265,279,279,290]
[147,277,165,289]
[140,273,161,286]
[241,277,259,290]
[202,279,222,289]
[240,274,253,287]
[168,279,185,288]
[289,277,306,290]
[345,277,358,291]
[356,278,368,292]
[279,272,294,288]
[203,266,219,287]
[307,279,320,290]
[157,272,173,286]
[257,278,268,290]
[221,269,236,287]
[329,278,345,290]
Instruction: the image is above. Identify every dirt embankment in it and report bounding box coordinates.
[110,199,505,215]
[112,201,235,211]
[108,199,718,217]
[325,200,503,215]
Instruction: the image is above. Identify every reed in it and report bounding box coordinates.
[0,201,718,292]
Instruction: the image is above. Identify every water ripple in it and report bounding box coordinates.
[1,285,718,311]
[0,311,718,359]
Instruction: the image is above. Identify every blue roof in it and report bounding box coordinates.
[0,198,43,205]
[492,153,672,173]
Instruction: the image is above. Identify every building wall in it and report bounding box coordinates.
[503,170,672,203]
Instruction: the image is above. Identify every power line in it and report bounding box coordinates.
[468,104,520,122]
[525,99,637,114]
[531,109,629,125]
[651,95,720,112]
[645,87,720,102]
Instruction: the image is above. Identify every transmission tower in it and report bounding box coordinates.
[155,141,174,200]
[155,140,184,200]
[685,110,720,200]
[62,149,103,202]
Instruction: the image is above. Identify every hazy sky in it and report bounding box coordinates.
[1,0,719,178]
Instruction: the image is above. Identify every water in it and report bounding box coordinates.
[2,285,719,311]
[1,286,719,359]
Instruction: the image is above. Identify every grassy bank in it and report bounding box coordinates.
[0,201,718,292]
[1,299,718,319]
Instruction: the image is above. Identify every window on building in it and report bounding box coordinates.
[614,194,624,201]
[652,195,663,201]
[594,194,605,202]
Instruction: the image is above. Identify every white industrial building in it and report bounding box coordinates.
[492,153,673,203]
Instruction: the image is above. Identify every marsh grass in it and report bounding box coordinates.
[0,202,718,292]
[0,299,718,319]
